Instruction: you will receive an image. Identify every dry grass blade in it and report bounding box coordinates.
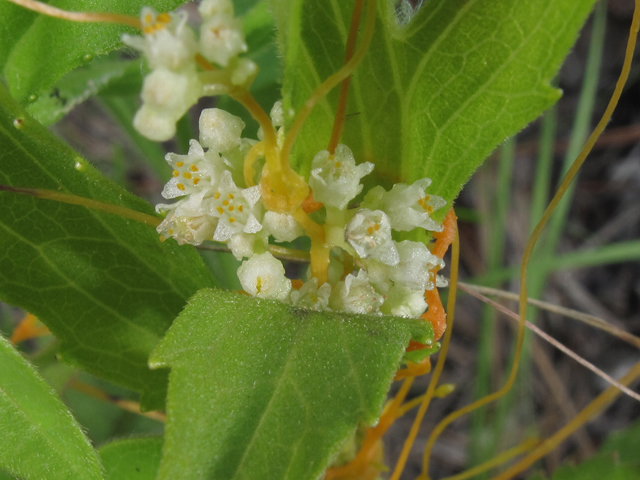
[457,283,640,403]
[458,282,640,349]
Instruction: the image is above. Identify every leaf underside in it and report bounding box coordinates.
[150,288,432,480]
[272,0,597,222]
[0,84,217,409]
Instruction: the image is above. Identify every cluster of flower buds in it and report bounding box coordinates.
[156,104,448,320]
[122,0,255,141]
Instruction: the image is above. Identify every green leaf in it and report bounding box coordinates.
[100,436,164,480]
[149,288,432,480]
[601,419,640,466]
[542,456,640,480]
[28,55,143,126]
[2,0,186,103]
[0,334,102,480]
[272,0,597,220]
[0,83,216,409]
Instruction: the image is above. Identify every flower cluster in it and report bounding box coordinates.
[156,106,448,320]
[122,0,254,141]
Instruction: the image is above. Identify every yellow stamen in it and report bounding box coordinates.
[214,191,220,199]
[367,226,374,235]
[172,170,179,177]
[176,161,184,167]
[228,193,234,199]
[229,217,236,223]
[238,205,244,212]
[190,164,198,172]
[193,178,200,185]
[216,207,224,215]
[374,223,380,231]
[183,172,192,179]
[157,12,170,23]
[228,205,235,211]
[176,183,185,191]
[144,13,152,24]
[222,200,229,206]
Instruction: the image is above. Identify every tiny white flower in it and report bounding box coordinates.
[207,171,262,242]
[199,14,247,67]
[345,209,399,265]
[290,278,331,311]
[199,0,234,19]
[156,197,217,246]
[123,9,197,71]
[363,178,446,232]
[308,144,374,210]
[436,275,448,288]
[263,211,303,243]
[231,58,258,86]
[135,67,202,141]
[390,241,443,291]
[269,100,285,128]
[227,231,268,260]
[237,252,292,301]
[162,139,226,199]
[199,108,245,152]
[380,285,427,318]
[329,270,383,315]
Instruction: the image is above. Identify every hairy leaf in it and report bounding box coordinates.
[0,84,216,409]
[272,0,597,221]
[28,55,143,126]
[150,288,433,480]
[100,436,164,480]
[0,334,102,480]
[1,0,186,103]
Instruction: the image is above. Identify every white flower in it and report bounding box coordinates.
[199,108,245,152]
[390,241,443,291]
[345,209,399,265]
[123,8,197,71]
[199,14,247,67]
[162,139,226,199]
[263,211,303,243]
[207,171,262,242]
[380,285,427,318]
[329,270,383,315]
[227,231,268,260]
[237,252,291,301]
[230,58,258,87]
[308,144,374,210]
[199,0,234,19]
[156,196,217,246]
[134,67,202,141]
[363,178,446,232]
[290,278,331,311]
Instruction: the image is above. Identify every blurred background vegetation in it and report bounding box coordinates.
[1,0,639,479]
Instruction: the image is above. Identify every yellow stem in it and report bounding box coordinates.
[443,438,541,480]
[489,359,640,480]
[5,0,141,28]
[327,0,365,154]
[280,0,377,167]
[0,185,161,227]
[389,224,459,480]
[243,141,265,187]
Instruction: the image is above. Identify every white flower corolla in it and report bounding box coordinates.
[262,211,303,243]
[207,171,262,242]
[363,178,446,232]
[380,285,427,318]
[436,275,448,288]
[329,270,383,315]
[227,231,268,260]
[199,108,245,152]
[156,196,217,246]
[345,209,399,265]
[390,241,443,292]
[162,140,225,199]
[198,13,247,67]
[237,252,292,301]
[257,100,286,147]
[134,67,202,141]
[290,278,331,311]
[123,8,197,71]
[308,144,374,210]
[199,0,234,18]
[230,58,258,87]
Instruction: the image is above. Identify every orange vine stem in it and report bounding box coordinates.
[5,0,141,28]
[327,0,366,154]
[0,185,161,227]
